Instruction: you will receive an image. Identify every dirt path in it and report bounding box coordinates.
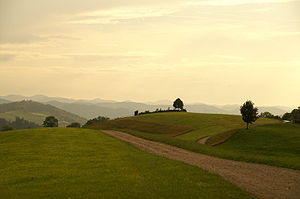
[102,130,300,199]
[197,136,211,144]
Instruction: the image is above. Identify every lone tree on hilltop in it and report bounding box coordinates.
[43,116,58,127]
[173,98,184,110]
[240,100,258,129]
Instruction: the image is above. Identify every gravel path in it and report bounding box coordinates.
[102,130,300,199]
[197,136,211,144]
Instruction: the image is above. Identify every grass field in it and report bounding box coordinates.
[0,128,256,199]
[123,112,280,141]
[89,118,193,136]
[215,123,300,169]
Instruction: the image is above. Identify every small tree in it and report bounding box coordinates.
[173,98,184,110]
[43,116,58,127]
[134,110,139,116]
[240,100,258,129]
[66,122,81,128]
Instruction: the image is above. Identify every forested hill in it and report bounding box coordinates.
[0,100,87,127]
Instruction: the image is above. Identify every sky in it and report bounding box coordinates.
[0,0,299,106]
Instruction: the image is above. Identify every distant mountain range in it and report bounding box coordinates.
[0,95,294,119]
[0,100,87,127]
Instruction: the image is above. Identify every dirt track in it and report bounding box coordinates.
[102,130,300,199]
[197,136,211,144]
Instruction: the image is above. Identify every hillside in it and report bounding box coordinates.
[46,100,132,119]
[0,98,11,104]
[91,112,280,141]
[214,123,300,169]
[88,113,299,169]
[0,101,87,127]
[0,128,255,199]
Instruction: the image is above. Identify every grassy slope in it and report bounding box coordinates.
[0,128,256,199]
[215,123,300,169]
[128,112,280,141]
[89,118,193,136]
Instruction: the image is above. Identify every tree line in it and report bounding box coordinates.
[0,117,40,131]
[282,107,300,123]
[240,101,300,129]
[134,98,187,116]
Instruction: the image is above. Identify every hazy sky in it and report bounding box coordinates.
[0,0,299,106]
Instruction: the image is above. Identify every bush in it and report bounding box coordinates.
[1,125,13,131]
[66,122,81,128]
[83,116,110,127]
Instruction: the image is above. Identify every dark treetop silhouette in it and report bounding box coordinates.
[240,100,258,129]
[173,98,184,110]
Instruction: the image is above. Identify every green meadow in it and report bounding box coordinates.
[0,128,256,199]
[128,112,279,141]
[215,123,300,169]
[90,113,299,169]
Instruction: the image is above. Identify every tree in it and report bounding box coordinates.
[43,116,58,127]
[282,112,292,121]
[291,107,300,124]
[134,110,139,116]
[240,100,258,129]
[173,98,184,110]
[259,112,273,118]
[11,117,40,129]
[66,122,81,128]
[259,112,281,120]
[282,107,300,123]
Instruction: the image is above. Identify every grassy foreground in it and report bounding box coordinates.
[128,112,280,141]
[0,128,256,199]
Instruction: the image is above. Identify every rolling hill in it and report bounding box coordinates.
[90,112,280,141]
[0,128,256,199]
[0,100,87,127]
[86,112,300,169]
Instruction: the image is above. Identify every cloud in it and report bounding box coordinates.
[185,0,297,6]
[65,52,163,62]
[0,54,15,62]
[210,54,245,61]
[0,32,45,44]
[68,7,178,24]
